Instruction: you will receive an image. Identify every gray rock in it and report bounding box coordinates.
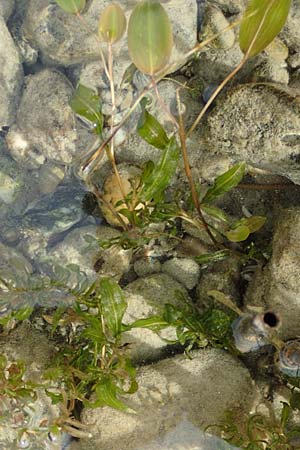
[0,0,15,21]
[201,84,300,184]
[122,273,189,363]
[245,208,300,340]
[0,16,23,129]
[162,257,200,290]
[281,2,300,54]
[6,69,94,168]
[0,242,32,291]
[79,348,254,450]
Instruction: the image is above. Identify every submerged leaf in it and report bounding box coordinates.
[98,3,126,44]
[139,136,179,202]
[195,250,230,265]
[100,278,127,337]
[128,316,169,331]
[92,377,135,412]
[69,84,103,135]
[128,0,173,75]
[137,102,169,149]
[202,162,246,203]
[226,225,250,242]
[236,215,266,233]
[55,0,85,14]
[239,0,291,58]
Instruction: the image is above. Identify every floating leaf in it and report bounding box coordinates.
[69,84,103,135]
[55,0,86,14]
[239,0,291,58]
[195,250,230,265]
[128,0,173,75]
[236,215,266,233]
[98,3,126,44]
[100,278,127,337]
[137,101,169,149]
[226,225,250,242]
[139,136,179,202]
[202,162,246,203]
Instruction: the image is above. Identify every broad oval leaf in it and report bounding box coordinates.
[202,162,246,203]
[137,101,169,149]
[237,215,267,233]
[55,0,85,14]
[226,225,250,242]
[100,278,127,337]
[98,3,126,44]
[127,0,173,75]
[239,0,291,58]
[69,84,103,135]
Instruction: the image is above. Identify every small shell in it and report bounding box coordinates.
[278,339,300,378]
[232,311,280,353]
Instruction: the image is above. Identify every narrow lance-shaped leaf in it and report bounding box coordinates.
[55,0,86,14]
[98,3,126,44]
[239,0,291,58]
[128,316,169,331]
[202,162,246,203]
[92,377,135,413]
[128,0,173,75]
[139,136,179,202]
[137,100,170,149]
[100,278,127,337]
[69,84,103,135]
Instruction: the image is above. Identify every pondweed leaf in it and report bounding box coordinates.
[239,0,291,58]
[128,0,173,75]
[100,278,127,337]
[235,215,266,233]
[55,0,85,14]
[202,162,246,203]
[201,204,229,223]
[92,377,135,413]
[69,84,103,135]
[128,316,169,331]
[98,3,126,44]
[195,250,230,265]
[226,224,250,242]
[137,101,169,149]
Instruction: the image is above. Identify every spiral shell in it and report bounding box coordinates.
[278,339,300,378]
[232,311,280,353]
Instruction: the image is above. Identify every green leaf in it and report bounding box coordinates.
[98,3,126,44]
[137,101,170,149]
[128,0,173,75]
[128,316,169,331]
[100,278,127,337]
[195,250,230,265]
[239,0,291,58]
[226,225,250,242]
[139,136,179,202]
[207,290,242,316]
[81,315,105,344]
[69,84,103,135]
[55,0,86,14]
[202,163,246,203]
[201,204,229,223]
[280,401,291,428]
[92,377,135,413]
[235,216,266,233]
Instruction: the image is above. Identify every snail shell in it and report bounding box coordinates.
[232,311,280,353]
[278,339,300,378]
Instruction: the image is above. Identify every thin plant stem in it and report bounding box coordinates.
[176,89,218,245]
[107,41,127,202]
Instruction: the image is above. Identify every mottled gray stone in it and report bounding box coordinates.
[78,349,254,450]
[6,69,94,168]
[0,0,15,21]
[162,257,200,290]
[200,84,300,184]
[0,16,23,128]
[245,208,300,340]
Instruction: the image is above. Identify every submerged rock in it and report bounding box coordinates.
[79,348,254,450]
[0,16,23,129]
